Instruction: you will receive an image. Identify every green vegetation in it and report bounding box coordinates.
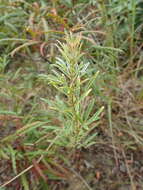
[0,0,143,189]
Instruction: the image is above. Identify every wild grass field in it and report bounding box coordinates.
[0,0,143,189]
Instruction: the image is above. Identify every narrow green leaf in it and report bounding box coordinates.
[77,89,92,104]
[83,99,95,121]
[21,174,29,190]
[84,133,97,145]
[90,45,123,53]
[86,71,99,89]
[0,110,17,115]
[85,106,104,126]
[9,146,17,174]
